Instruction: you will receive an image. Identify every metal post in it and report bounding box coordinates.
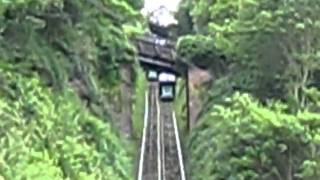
[185,69,190,132]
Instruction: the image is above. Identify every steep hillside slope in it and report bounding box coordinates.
[0,0,145,179]
[176,0,320,179]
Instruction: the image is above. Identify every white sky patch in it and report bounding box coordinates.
[142,0,181,26]
[142,0,181,13]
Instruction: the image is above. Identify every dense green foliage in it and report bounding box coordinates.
[0,71,133,179]
[174,79,188,132]
[132,66,147,140]
[176,0,320,179]
[0,0,142,91]
[189,93,320,180]
[0,0,144,179]
[177,0,320,104]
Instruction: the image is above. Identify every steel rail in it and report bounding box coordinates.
[172,112,186,180]
[156,88,162,180]
[137,91,149,180]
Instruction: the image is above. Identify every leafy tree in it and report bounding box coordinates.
[188,93,320,180]
[176,1,320,179]
[177,0,320,106]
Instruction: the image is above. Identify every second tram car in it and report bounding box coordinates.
[158,72,176,101]
[147,70,158,81]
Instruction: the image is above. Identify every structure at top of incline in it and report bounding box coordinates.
[132,5,188,75]
[132,33,183,75]
[134,34,176,62]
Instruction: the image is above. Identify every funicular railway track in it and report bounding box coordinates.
[138,83,186,180]
[160,102,185,180]
[138,83,160,180]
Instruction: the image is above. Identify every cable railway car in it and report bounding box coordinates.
[158,72,176,101]
[147,70,158,81]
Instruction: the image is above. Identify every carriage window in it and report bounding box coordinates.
[148,71,157,79]
[162,85,173,95]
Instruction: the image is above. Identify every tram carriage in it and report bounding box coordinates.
[158,72,176,101]
[147,70,158,81]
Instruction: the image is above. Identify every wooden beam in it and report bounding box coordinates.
[139,56,174,69]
